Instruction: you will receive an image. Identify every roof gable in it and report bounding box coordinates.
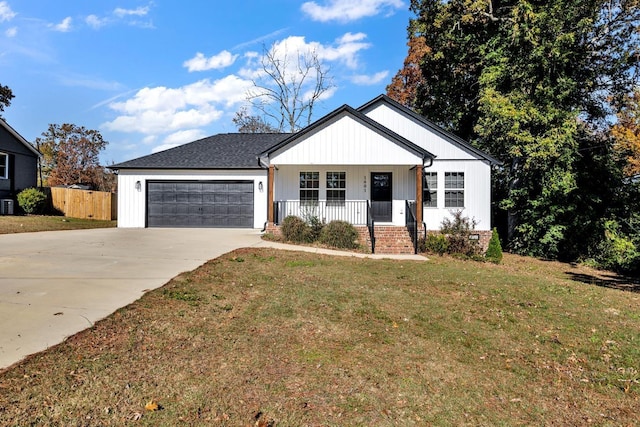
[358,95,502,165]
[0,119,41,158]
[261,104,434,165]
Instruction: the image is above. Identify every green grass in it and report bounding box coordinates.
[0,249,639,426]
[0,215,116,234]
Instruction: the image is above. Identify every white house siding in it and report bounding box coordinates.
[270,113,424,166]
[274,165,415,226]
[363,104,477,160]
[423,160,492,231]
[363,103,493,231]
[117,169,268,228]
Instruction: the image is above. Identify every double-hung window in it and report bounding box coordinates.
[423,172,437,207]
[0,153,7,179]
[444,172,464,208]
[326,172,345,206]
[299,172,319,205]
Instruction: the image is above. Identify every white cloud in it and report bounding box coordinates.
[102,76,252,135]
[351,70,389,85]
[5,26,16,37]
[114,6,150,17]
[164,129,207,145]
[301,0,404,23]
[152,130,207,153]
[86,14,108,29]
[50,17,72,32]
[0,1,16,22]
[184,50,239,72]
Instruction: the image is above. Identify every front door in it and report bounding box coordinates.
[371,172,392,222]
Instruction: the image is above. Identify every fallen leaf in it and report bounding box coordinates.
[145,400,161,411]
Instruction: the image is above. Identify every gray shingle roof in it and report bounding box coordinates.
[110,133,290,170]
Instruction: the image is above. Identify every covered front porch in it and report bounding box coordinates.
[265,165,426,254]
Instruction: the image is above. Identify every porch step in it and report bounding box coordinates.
[371,226,416,255]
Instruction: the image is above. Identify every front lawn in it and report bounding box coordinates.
[0,215,116,234]
[0,250,638,425]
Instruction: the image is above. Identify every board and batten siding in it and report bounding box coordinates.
[275,165,416,225]
[116,169,268,228]
[270,113,424,166]
[363,104,478,161]
[422,160,492,231]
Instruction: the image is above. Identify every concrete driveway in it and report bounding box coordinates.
[0,227,263,369]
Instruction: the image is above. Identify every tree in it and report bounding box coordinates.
[244,43,334,132]
[0,83,14,114]
[36,124,109,190]
[386,34,429,110]
[232,107,279,133]
[392,0,640,259]
[612,88,640,177]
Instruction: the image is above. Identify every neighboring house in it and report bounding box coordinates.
[0,119,41,214]
[111,95,501,253]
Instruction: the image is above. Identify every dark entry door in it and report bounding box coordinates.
[371,172,392,222]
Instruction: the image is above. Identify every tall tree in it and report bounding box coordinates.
[612,88,640,177]
[391,0,640,258]
[0,83,14,114]
[244,43,334,132]
[36,124,109,190]
[232,107,279,133]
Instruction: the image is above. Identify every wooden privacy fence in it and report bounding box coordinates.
[50,187,117,221]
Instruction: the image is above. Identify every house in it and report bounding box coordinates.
[0,119,41,214]
[111,95,501,254]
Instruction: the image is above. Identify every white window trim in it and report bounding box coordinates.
[423,171,438,208]
[444,172,465,208]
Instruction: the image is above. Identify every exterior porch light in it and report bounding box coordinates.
[258,181,264,192]
[135,180,141,192]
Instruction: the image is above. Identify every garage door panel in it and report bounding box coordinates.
[147,181,254,228]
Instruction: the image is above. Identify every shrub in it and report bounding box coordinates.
[421,233,449,255]
[440,210,481,257]
[485,227,503,264]
[281,216,311,243]
[319,220,359,249]
[17,188,47,214]
[307,216,325,241]
[596,219,640,273]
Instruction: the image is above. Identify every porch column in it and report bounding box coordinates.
[415,165,423,224]
[267,165,275,224]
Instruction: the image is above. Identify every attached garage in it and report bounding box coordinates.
[110,133,289,229]
[147,181,254,228]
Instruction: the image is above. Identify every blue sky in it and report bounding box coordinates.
[0,1,411,164]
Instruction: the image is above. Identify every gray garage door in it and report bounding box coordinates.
[147,181,254,228]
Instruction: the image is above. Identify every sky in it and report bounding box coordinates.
[0,0,412,164]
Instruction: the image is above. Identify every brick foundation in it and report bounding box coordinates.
[264,224,492,255]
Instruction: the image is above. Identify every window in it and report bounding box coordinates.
[423,172,437,207]
[299,172,319,204]
[0,153,7,179]
[326,172,346,206]
[444,172,464,208]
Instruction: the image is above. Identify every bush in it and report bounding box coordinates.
[319,220,359,249]
[17,188,47,214]
[421,233,449,255]
[281,216,311,243]
[440,210,481,257]
[307,216,325,241]
[596,219,640,273]
[485,227,503,264]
